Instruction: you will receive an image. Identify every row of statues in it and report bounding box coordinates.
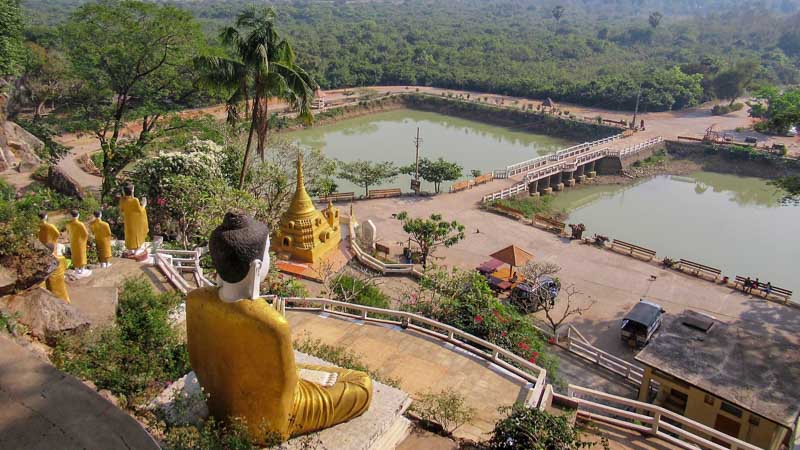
[36,182,150,303]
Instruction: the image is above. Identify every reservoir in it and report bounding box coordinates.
[286,109,575,194]
[551,172,799,296]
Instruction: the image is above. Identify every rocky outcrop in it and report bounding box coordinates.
[0,121,43,172]
[0,245,58,296]
[0,288,90,344]
[47,163,85,199]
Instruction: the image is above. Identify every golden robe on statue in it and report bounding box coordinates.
[186,287,372,441]
[66,218,88,268]
[90,219,113,263]
[46,255,70,303]
[38,221,60,246]
[119,196,148,250]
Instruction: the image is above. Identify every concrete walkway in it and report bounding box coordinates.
[287,310,532,442]
[0,335,158,450]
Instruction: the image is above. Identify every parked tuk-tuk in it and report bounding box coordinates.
[620,299,665,348]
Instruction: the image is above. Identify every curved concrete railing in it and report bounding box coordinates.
[346,216,424,278]
[282,296,548,407]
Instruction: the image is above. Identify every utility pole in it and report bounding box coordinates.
[632,84,642,130]
[411,127,422,194]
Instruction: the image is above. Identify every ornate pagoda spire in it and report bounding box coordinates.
[285,154,316,220]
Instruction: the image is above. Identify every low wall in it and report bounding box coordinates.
[402,94,622,142]
[665,140,800,177]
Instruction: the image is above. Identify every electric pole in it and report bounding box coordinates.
[411,127,423,194]
[632,84,642,130]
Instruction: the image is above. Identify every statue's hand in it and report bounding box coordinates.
[140,197,147,208]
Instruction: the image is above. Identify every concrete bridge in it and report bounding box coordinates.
[484,135,664,202]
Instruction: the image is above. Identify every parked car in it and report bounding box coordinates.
[787,126,797,137]
[509,276,560,313]
[620,300,665,348]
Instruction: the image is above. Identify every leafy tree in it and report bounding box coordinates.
[486,405,601,450]
[754,87,800,133]
[648,11,663,28]
[518,261,595,336]
[401,157,463,193]
[0,0,24,77]
[337,160,398,196]
[551,5,565,23]
[19,43,74,120]
[61,0,205,200]
[197,7,316,189]
[712,60,760,106]
[396,212,465,269]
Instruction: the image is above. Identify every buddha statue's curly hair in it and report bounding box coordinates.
[209,212,270,283]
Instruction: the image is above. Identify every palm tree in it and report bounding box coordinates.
[197,7,317,188]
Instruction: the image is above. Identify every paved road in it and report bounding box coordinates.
[0,335,159,450]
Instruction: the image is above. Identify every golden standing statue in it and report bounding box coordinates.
[186,212,372,443]
[37,212,60,246]
[119,183,149,256]
[90,211,114,268]
[44,243,70,303]
[65,210,91,278]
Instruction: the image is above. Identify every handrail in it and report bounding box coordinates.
[282,297,548,398]
[565,326,644,384]
[505,134,624,177]
[568,385,762,450]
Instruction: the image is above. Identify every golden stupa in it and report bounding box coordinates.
[272,155,341,264]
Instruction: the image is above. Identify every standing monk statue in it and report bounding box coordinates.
[119,183,149,258]
[66,210,91,278]
[44,243,70,303]
[186,212,372,443]
[38,211,60,246]
[90,210,113,268]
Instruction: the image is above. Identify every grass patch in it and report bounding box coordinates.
[490,195,554,218]
[293,334,400,388]
[52,278,189,407]
[711,102,745,115]
[632,149,667,167]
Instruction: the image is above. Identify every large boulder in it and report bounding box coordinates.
[0,288,90,344]
[47,164,85,199]
[0,245,58,296]
[1,121,43,172]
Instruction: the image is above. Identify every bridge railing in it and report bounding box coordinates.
[504,134,623,177]
[482,181,528,202]
[610,136,663,158]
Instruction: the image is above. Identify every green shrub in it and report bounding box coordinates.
[711,103,744,115]
[486,405,600,450]
[52,278,189,406]
[491,195,554,218]
[330,274,390,309]
[163,417,276,450]
[293,334,400,388]
[410,388,475,435]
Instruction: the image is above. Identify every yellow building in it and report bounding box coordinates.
[271,155,341,264]
[636,311,800,450]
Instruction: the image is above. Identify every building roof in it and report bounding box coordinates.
[490,245,534,267]
[635,310,800,428]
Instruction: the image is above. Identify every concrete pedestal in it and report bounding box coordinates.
[529,191,540,197]
[587,171,597,179]
[553,183,565,192]
[541,187,553,195]
[577,175,587,184]
[565,179,576,187]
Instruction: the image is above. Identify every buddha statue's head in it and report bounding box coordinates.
[210,212,271,301]
[39,211,48,222]
[70,209,79,220]
[123,182,134,197]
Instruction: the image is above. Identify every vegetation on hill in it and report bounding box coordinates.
[17,0,800,113]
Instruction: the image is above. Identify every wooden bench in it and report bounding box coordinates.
[610,239,656,261]
[450,180,472,193]
[318,192,355,203]
[533,214,565,233]
[734,276,793,303]
[676,259,721,280]
[367,188,402,199]
[489,203,526,220]
[473,173,494,185]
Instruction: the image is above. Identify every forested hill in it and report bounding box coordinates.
[21,0,800,111]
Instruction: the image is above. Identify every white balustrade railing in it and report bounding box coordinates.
[611,136,664,158]
[482,181,528,202]
[568,385,761,450]
[505,134,623,177]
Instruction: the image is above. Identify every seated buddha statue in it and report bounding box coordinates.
[186,212,372,442]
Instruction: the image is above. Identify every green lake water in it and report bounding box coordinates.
[285,109,575,193]
[551,173,800,295]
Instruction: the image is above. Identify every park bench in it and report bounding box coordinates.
[473,173,494,185]
[367,188,402,199]
[450,180,472,193]
[489,203,526,220]
[734,276,793,303]
[610,239,656,261]
[676,259,721,281]
[533,214,565,234]
[318,192,355,203]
